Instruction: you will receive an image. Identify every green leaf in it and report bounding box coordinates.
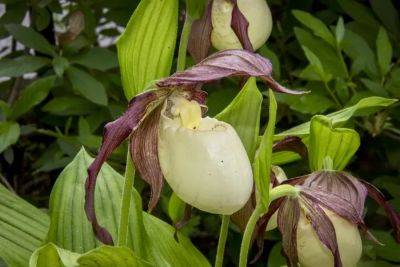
[72,47,118,71]
[337,0,380,30]
[258,45,281,80]
[10,76,56,119]
[253,90,277,206]
[215,77,262,159]
[0,56,50,77]
[168,192,186,223]
[309,115,360,171]
[117,0,178,100]
[335,17,345,46]
[376,27,392,77]
[30,243,152,267]
[52,57,70,77]
[5,24,56,56]
[275,96,397,139]
[47,148,210,266]
[360,78,389,97]
[292,10,335,46]
[66,67,108,106]
[42,96,99,116]
[278,93,334,115]
[301,46,331,82]
[370,230,400,262]
[0,183,50,267]
[294,27,346,78]
[370,0,400,38]
[185,0,206,19]
[0,122,20,153]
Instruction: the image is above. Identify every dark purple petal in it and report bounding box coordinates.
[230,0,253,51]
[157,49,304,94]
[360,180,400,243]
[277,198,301,267]
[273,136,308,160]
[188,0,213,63]
[302,171,367,213]
[174,204,193,230]
[300,195,342,267]
[84,89,169,244]
[130,106,163,212]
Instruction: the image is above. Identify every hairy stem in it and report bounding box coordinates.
[117,150,135,247]
[177,13,193,72]
[215,215,230,267]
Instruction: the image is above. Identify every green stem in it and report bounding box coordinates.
[117,150,135,247]
[177,13,193,72]
[269,184,300,203]
[238,204,266,267]
[322,156,334,171]
[215,215,230,267]
[323,81,342,109]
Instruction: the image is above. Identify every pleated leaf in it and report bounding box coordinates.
[215,77,262,159]
[47,148,210,266]
[117,0,178,100]
[309,115,360,171]
[29,243,152,267]
[0,184,50,267]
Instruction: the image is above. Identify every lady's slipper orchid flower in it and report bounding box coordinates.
[211,0,272,51]
[256,170,400,267]
[84,49,303,244]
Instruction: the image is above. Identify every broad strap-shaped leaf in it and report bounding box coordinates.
[29,243,152,267]
[277,198,300,267]
[157,49,303,94]
[230,0,253,51]
[309,115,360,171]
[188,0,213,63]
[0,184,50,267]
[49,148,210,266]
[85,89,168,244]
[117,0,178,100]
[276,96,397,139]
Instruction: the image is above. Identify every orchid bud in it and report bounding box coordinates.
[211,0,273,51]
[158,95,253,215]
[297,209,362,267]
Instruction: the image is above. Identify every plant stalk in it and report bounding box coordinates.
[238,204,266,267]
[215,215,230,267]
[177,13,193,72]
[117,150,135,247]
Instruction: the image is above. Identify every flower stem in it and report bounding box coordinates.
[238,204,266,267]
[269,184,300,203]
[177,13,193,72]
[118,150,135,247]
[215,215,230,267]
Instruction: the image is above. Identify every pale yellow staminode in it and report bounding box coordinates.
[211,0,273,51]
[158,96,253,214]
[297,208,362,267]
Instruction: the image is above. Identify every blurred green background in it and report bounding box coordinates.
[0,0,399,266]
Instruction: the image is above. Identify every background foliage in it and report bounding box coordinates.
[0,0,399,266]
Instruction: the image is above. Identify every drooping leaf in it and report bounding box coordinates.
[0,121,20,153]
[117,0,178,100]
[215,77,262,159]
[0,56,50,77]
[253,90,277,206]
[10,76,56,120]
[72,47,118,71]
[158,49,303,95]
[370,0,400,38]
[5,24,56,56]
[376,27,392,77]
[66,67,108,106]
[337,0,380,30]
[48,148,210,266]
[0,184,50,267]
[309,115,360,171]
[275,96,397,139]
[301,46,331,82]
[29,243,152,267]
[292,10,335,47]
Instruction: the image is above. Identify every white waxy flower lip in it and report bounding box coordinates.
[211,0,273,51]
[158,96,253,215]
